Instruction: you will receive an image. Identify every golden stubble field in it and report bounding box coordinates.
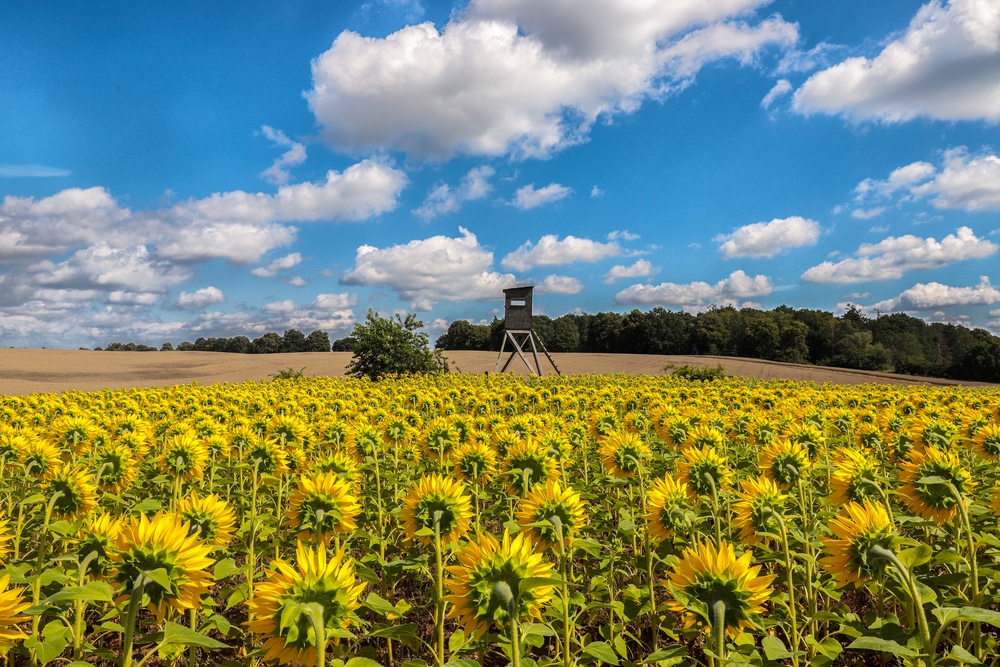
[0,349,987,395]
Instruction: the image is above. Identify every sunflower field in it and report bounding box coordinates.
[0,373,998,667]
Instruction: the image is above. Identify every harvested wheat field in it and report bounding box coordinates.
[0,348,988,395]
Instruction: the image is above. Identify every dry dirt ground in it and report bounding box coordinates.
[0,349,990,396]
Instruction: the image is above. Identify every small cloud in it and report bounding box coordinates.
[590,185,604,197]
[604,259,654,284]
[607,230,639,241]
[0,164,72,178]
[851,207,885,220]
[869,225,890,233]
[259,126,307,186]
[537,274,584,294]
[287,276,308,287]
[760,79,792,109]
[413,166,495,220]
[252,252,303,278]
[177,286,226,311]
[715,216,821,258]
[511,183,572,210]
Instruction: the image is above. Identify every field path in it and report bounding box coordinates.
[0,349,989,396]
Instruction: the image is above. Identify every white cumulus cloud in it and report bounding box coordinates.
[259,126,307,185]
[870,276,1000,311]
[511,183,572,210]
[801,226,997,283]
[615,269,772,305]
[413,166,495,220]
[715,216,820,258]
[537,274,584,294]
[502,234,621,271]
[251,252,304,278]
[306,0,798,159]
[604,259,654,283]
[341,227,518,309]
[177,286,226,311]
[794,0,1000,122]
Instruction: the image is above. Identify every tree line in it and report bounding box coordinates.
[435,305,1000,383]
[98,329,332,353]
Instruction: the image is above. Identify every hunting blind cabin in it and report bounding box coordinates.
[494,286,561,376]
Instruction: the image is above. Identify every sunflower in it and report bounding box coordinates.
[54,415,97,455]
[537,428,572,467]
[589,409,623,441]
[732,478,786,546]
[686,425,727,451]
[452,442,498,486]
[422,418,461,462]
[20,437,62,481]
[285,471,361,544]
[74,513,122,577]
[0,574,30,651]
[177,493,237,550]
[819,499,896,589]
[157,431,209,481]
[503,440,556,496]
[786,422,826,458]
[492,427,523,459]
[898,446,972,525]
[444,529,555,640]
[759,438,811,489]
[0,428,24,465]
[246,436,290,480]
[247,541,365,666]
[92,443,138,493]
[663,540,775,638]
[44,464,98,519]
[110,512,215,621]
[597,429,650,479]
[401,474,473,547]
[0,517,12,563]
[312,448,359,480]
[829,447,882,505]
[973,423,1000,461]
[678,445,732,497]
[268,414,308,448]
[350,424,383,460]
[515,481,586,551]
[644,474,694,542]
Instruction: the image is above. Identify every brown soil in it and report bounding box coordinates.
[0,349,989,396]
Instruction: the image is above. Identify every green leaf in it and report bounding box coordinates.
[761,635,792,660]
[367,623,419,645]
[847,637,918,657]
[583,641,620,666]
[344,659,382,667]
[160,621,230,650]
[363,593,400,617]
[45,581,115,604]
[144,567,173,592]
[214,558,242,581]
[953,606,1000,627]
[641,645,687,663]
[896,544,933,569]
[132,498,162,513]
[947,646,982,665]
[447,628,466,653]
[24,634,69,665]
[916,475,949,486]
[442,660,480,667]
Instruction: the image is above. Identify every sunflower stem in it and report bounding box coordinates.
[704,473,722,547]
[121,575,148,667]
[31,491,62,664]
[772,512,800,667]
[948,482,981,659]
[869,545,932,659]
[711,598,727,666]
[433,512,446,667]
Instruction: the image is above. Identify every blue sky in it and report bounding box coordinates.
[2,0,999,348]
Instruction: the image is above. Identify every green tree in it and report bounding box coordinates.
[346,310,448,380]
[252,332,283,354]
[305,330,332,352]
[282,329,308,353]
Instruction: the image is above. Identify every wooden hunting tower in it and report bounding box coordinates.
[494,286,561,376]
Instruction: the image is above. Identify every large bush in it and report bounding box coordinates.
[346,310,448,380]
